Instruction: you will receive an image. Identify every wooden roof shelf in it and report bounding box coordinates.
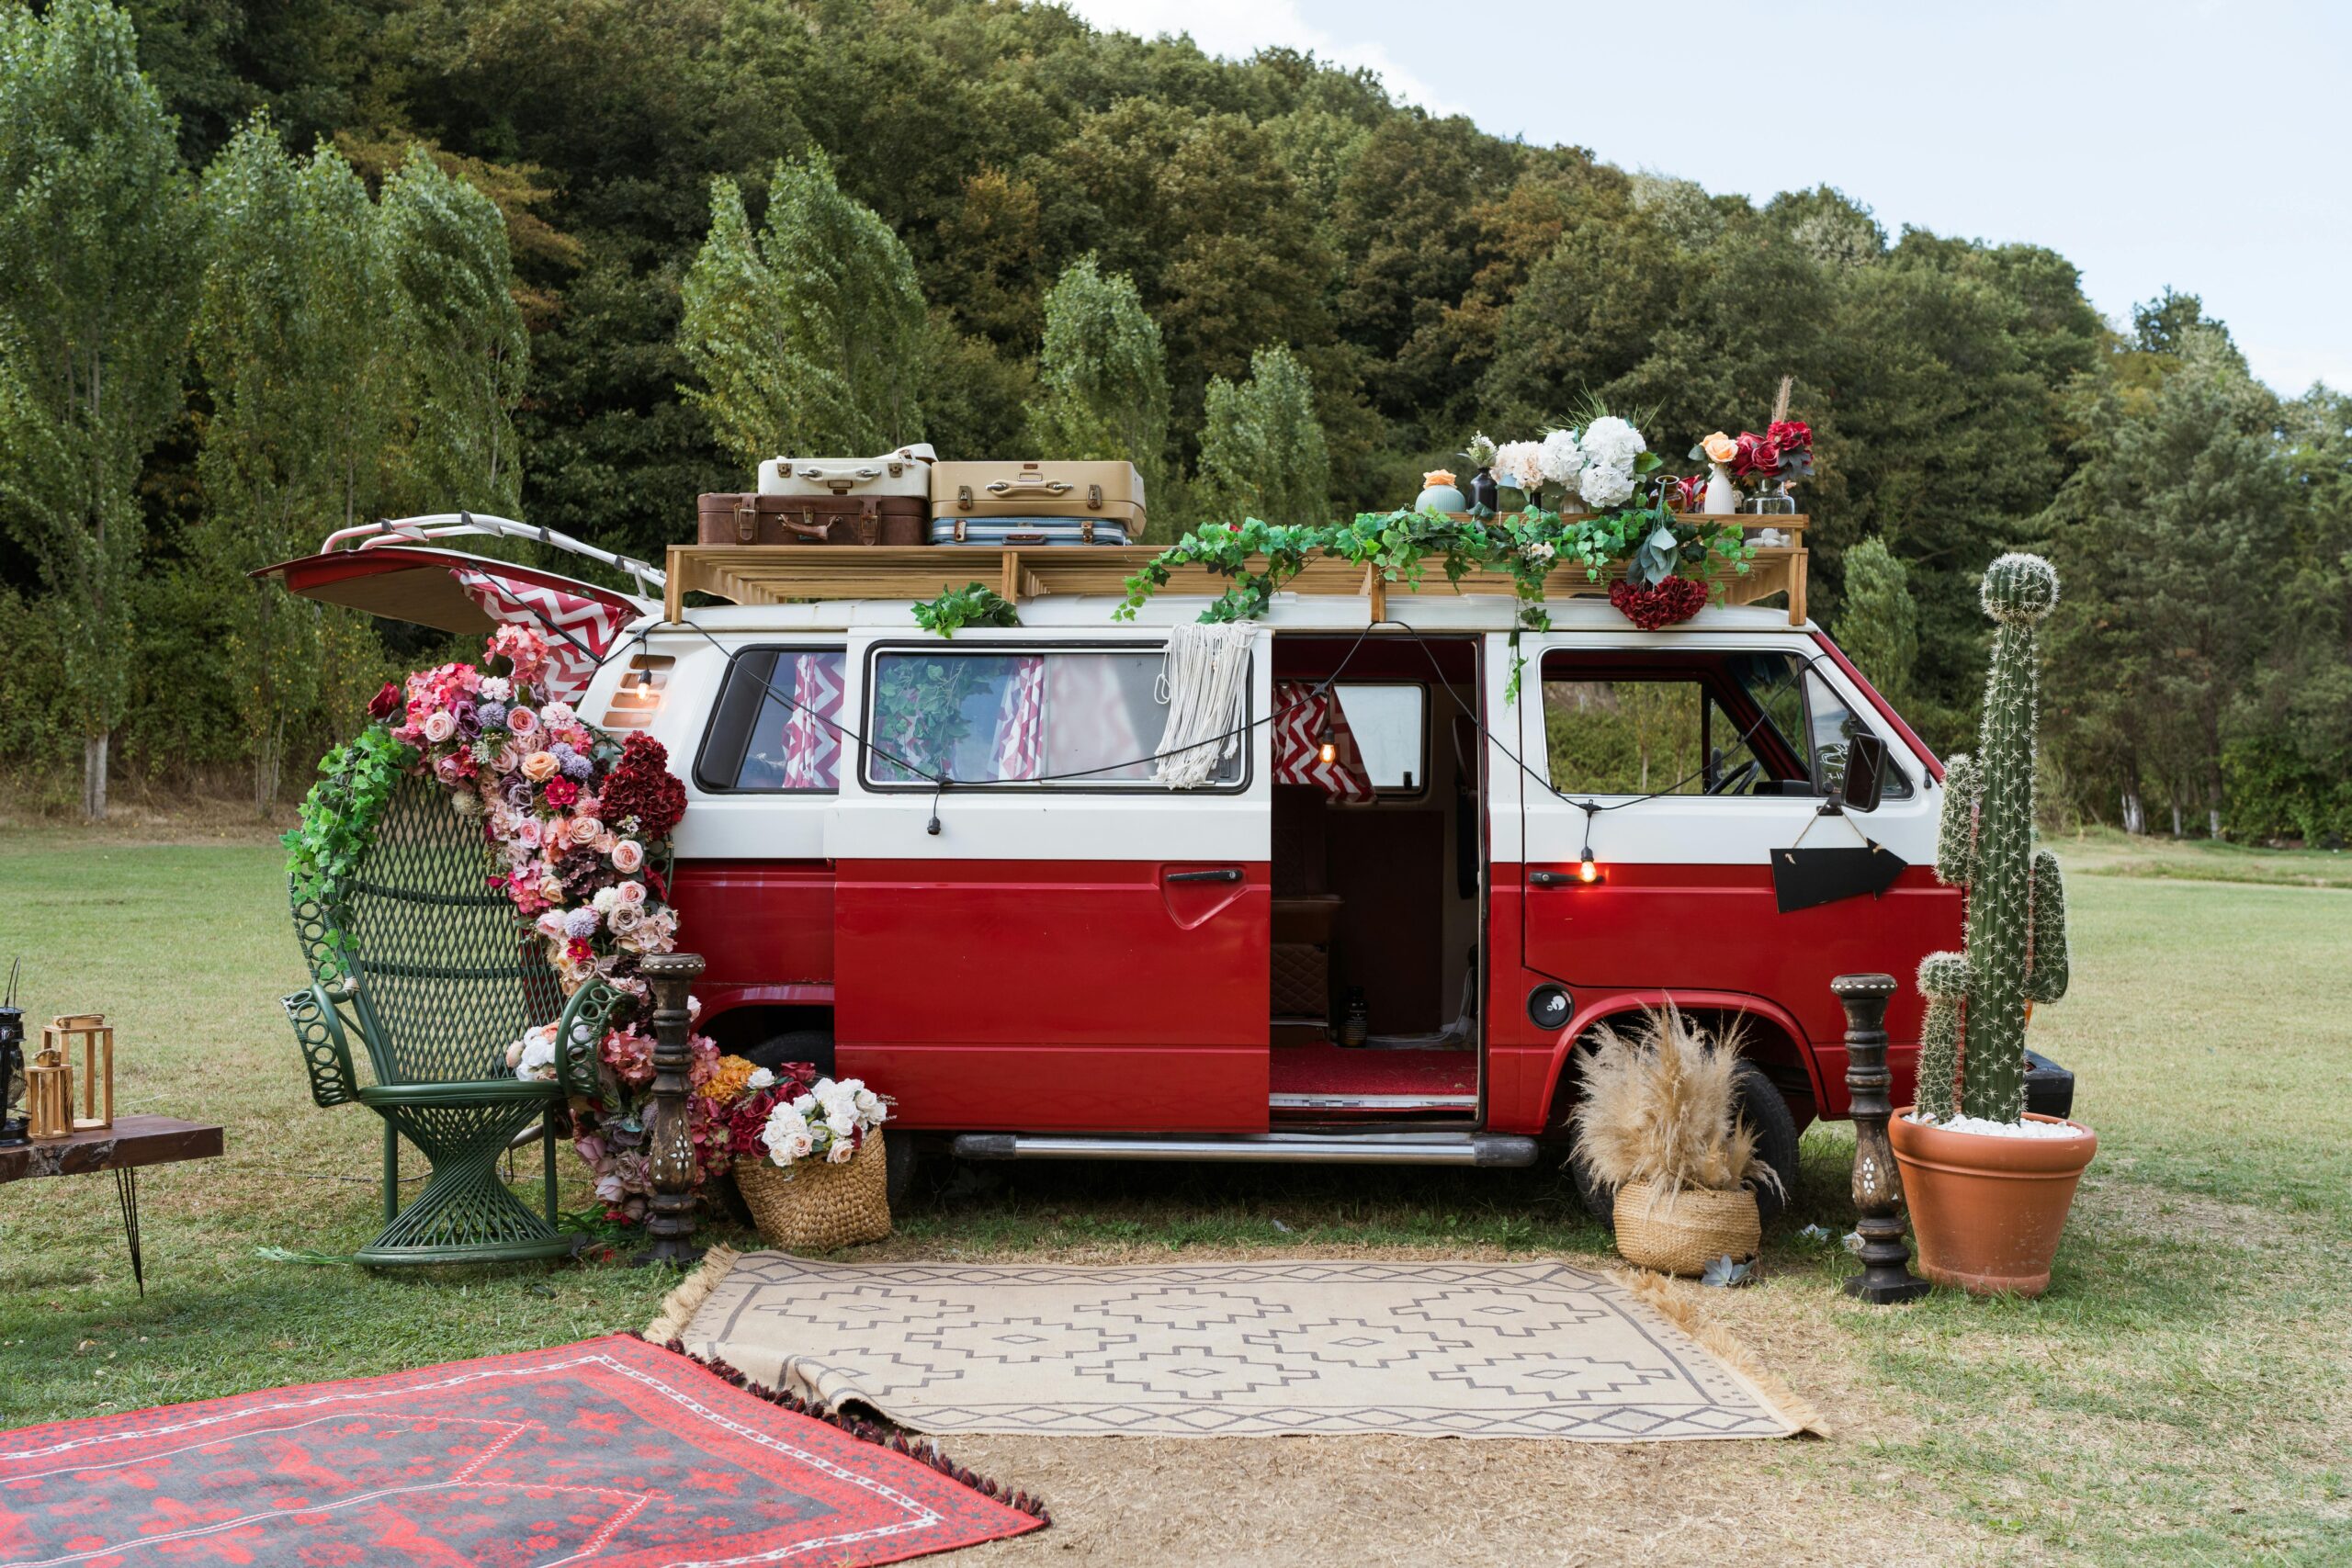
[662,515,1808,626]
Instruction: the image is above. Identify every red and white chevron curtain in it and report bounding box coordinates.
[779,651,846,789]
[989,656,1047,780]
[453,568,630,704]
[1273,680,1370,799]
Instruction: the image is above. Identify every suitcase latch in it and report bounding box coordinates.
[1088,483,1102,511]
[734,498,757,545]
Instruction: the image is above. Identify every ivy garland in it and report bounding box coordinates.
[1115,504,1758,698]
[286,724,416,911]
[912,581,1021,637]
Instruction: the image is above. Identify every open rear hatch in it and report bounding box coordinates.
[254,523,654,637]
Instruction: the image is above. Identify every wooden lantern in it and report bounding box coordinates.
[43,1015,111,1133]
[25,1038,73,1141]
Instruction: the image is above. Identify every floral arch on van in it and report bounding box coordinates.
[288,623,723,1220]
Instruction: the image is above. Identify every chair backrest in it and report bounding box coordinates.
[296,772,561,1086]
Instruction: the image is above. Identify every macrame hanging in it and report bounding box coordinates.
[1152,622,1256,788]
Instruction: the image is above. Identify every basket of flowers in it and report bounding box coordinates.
[1568,1003,1784,1277]
[718,1066,894,1252]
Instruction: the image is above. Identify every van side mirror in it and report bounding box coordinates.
[1839,731,1891,813]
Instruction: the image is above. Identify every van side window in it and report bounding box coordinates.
[695,648,847,793]
[865,648,1244,789]
[1540,650,1907,798]
[1542,676,1771,795]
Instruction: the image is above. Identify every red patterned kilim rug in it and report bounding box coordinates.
[0,1333,1045,1567]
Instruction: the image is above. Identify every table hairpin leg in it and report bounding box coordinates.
[114,1168,144,1298]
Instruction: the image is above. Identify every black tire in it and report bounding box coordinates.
[1566,1058,1801,1226]
[743,1027,834,1079]
[885,1133,922,1211]
[1732,1060,1801,1224]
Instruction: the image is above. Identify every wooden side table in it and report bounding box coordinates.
[0,1114,225,1295]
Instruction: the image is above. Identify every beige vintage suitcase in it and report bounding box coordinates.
[929,460,1146,532]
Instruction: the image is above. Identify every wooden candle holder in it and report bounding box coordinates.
[43,1015,112,1132]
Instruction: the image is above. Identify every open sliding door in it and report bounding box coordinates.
[829,628,1273,1134]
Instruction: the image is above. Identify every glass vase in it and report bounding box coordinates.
[1742,479,1797,515]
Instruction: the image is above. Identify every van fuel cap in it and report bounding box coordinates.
[1527,985,1571,1032]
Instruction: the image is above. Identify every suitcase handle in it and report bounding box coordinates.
[984,479,1074,499]
[998,531,1049,544]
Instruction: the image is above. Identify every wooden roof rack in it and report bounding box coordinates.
[662,514,1807,626]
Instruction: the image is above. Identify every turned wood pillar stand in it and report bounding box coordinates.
[635,952,707,1269]
[1833,972,1930,1303]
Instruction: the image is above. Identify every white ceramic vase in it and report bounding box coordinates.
[1703,464,1739,515]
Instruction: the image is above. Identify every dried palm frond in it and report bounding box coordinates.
[1567,1002,1783,1203]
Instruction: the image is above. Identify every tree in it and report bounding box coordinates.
[1835,537,1919,705]
[1195,345,1329,528]
[677,152,927,468]
[1026,255,1171,497]
[196,120,401,808]
[0,0,198,819]
[379,149,529,513]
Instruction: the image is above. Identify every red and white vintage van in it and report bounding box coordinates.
[270,513,2071,1205]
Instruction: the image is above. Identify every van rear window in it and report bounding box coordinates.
[865,648,1244,789]
[695,648,848,793]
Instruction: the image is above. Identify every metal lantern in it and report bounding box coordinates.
[45,1015,113,1132]
[0,958,25,1147]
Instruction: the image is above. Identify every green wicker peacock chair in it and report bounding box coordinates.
[282,772,628,1266]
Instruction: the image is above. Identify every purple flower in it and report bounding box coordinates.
[478,700,508,728]
[562,907,601,939]
[453,699,481,739]
[561,752,594,780]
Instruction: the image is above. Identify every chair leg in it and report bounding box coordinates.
[542,1119,560,1228]
[384,1120,399,1224]
[360,1100,575,1265]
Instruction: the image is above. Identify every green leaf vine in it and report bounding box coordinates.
[285,723,415,907]
[1115,504,1757,698]
[912,581,1021,637]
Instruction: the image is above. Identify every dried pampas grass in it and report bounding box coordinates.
[1569,1002,1784,1206]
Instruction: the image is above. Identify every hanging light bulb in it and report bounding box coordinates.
[1317,709,1338,768]
[1577,846,1600,884]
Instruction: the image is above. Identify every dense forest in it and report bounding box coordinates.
[2,0,2346,843]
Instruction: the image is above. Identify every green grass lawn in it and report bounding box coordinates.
[0,827,2344,1563]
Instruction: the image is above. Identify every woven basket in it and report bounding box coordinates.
[733,1132,891,1252]
[1611,1179,1761,1277]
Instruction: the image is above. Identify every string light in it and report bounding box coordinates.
[1317,709,1338,768]
[1578,846,1600,884]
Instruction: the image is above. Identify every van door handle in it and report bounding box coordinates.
[1167,868,1243,884]
[1528,871,1569,887]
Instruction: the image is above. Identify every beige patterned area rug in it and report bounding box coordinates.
[651,1250,1821,1441]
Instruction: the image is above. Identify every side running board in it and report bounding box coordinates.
[950,1132,1538,1168]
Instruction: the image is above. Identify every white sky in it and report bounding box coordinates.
[1060,0,2348,396]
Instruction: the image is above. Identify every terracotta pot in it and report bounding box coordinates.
[1888,1109,2096,1298]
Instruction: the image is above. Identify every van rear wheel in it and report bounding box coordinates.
[1570,1060,1801,1226]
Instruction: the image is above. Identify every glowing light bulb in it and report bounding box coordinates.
[1577,848,1600,884]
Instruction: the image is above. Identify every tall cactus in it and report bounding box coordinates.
[1915,554,2072,1123]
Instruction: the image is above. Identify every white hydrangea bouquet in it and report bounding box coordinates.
[1492,413,1659,513]
[759,1076,889,1169]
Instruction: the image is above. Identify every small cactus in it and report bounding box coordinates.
[1918,554,2072,1123]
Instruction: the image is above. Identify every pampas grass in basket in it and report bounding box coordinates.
[1569,1002,1784,1276]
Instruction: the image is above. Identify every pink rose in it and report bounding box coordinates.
[615,879,647,908]
[515,819,544,850]
[492,741,522,775]
[593,829,618,856]
[433,754,466,784]
[522,750,560,783]
[610,840,645,874]
[537,873,564,902]
[422,710,457,744]
[506,706,540,738]
[535,910,567,940]
[569,817,603,847]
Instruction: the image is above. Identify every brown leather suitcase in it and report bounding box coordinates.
[929,460,1146,533]
[696,492,929,547]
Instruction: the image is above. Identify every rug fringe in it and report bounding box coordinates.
[651,1339,1052,1524]
[1608,1267,1830,1439]
[643,1244,741,1344]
